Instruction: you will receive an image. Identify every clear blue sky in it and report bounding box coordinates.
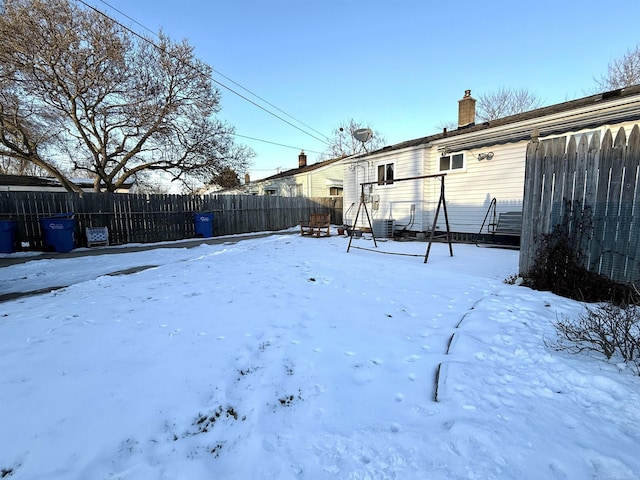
[95,0,640,180]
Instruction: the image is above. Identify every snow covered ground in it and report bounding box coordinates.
[1,231,639,480]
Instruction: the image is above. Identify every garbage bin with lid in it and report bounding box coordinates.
[194,213,214,238]
[40,214,75,253]
[0,219,17,253]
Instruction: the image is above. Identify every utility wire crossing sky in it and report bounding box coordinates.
[88,0,640,178]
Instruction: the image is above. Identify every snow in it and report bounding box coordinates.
[1,231,639,480]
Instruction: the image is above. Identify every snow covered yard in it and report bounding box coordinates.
[1,232,639,480]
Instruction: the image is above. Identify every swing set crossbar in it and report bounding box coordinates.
[358,172,446,186]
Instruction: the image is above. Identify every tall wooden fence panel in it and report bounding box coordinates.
[520,124,640,285]
[0,193,342,250]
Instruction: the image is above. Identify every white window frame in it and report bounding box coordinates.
[438,152,466,173]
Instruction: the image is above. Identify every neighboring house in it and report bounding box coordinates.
[343,86,640,239]
[247,152,344,197]
[0,175,135,193]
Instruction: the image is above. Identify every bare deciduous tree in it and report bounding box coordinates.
[321,119,386,159]
[0,0,253,193]
[596,45,640,91]
[476,87,542,122]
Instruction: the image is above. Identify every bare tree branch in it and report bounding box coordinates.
[321,119,386,159]
[596,45,640,91]
[476,87,542,123]
[0,0,253,192]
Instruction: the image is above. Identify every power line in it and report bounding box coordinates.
[78,0,331,147]
[232,133,323,154]
[96,0,331,144]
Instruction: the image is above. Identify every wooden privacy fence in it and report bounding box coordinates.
[520,124,640,285]
[0,192,343,250]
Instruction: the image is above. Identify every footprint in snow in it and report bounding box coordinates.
[344,351,356,356]
[370,358,384,365]
[290,340,300,345]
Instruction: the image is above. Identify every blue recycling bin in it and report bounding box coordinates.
[194,213,214,238]
[0,220,17,253]
[40,214,75,253]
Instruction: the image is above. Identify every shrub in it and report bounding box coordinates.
[525,202,637,304]
[547,303,640,375]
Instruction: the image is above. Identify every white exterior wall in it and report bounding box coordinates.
[342,89,640,236]
[342,160,362,226]
[423,142,527,234]
[422,120,640,235]
[344,142,526,234]
[342,148,424,230]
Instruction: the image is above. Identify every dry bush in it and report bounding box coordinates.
[525,203,637,304]
[547,303,640,375]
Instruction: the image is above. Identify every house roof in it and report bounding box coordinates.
[254,156,344,183]
[0,175,61,187]
[357,84,640,158]
[0,175,134,190]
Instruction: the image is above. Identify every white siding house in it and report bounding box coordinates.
[247,152,344,197]
[343,85,640,239]
[343,147,425,233]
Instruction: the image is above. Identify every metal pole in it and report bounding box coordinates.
[347,184,365,252]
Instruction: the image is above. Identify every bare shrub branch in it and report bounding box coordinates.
[547,304,640,375]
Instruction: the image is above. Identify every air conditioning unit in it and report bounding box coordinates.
[373,219,395,238]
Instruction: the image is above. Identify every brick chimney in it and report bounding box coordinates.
[458,89,476,128]
[298,150,307,168]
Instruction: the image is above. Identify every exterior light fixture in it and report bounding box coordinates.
[477,152,494,161]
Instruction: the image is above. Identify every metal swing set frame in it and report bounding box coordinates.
[346,173,453,263]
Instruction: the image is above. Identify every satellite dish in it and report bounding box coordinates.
[353,128,373,143]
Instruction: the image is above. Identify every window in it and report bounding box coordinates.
[295,184,303,196]
[329,186,343,196]
[439,153,464,172]
[377,162,394,185]
[264,188,277,196]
